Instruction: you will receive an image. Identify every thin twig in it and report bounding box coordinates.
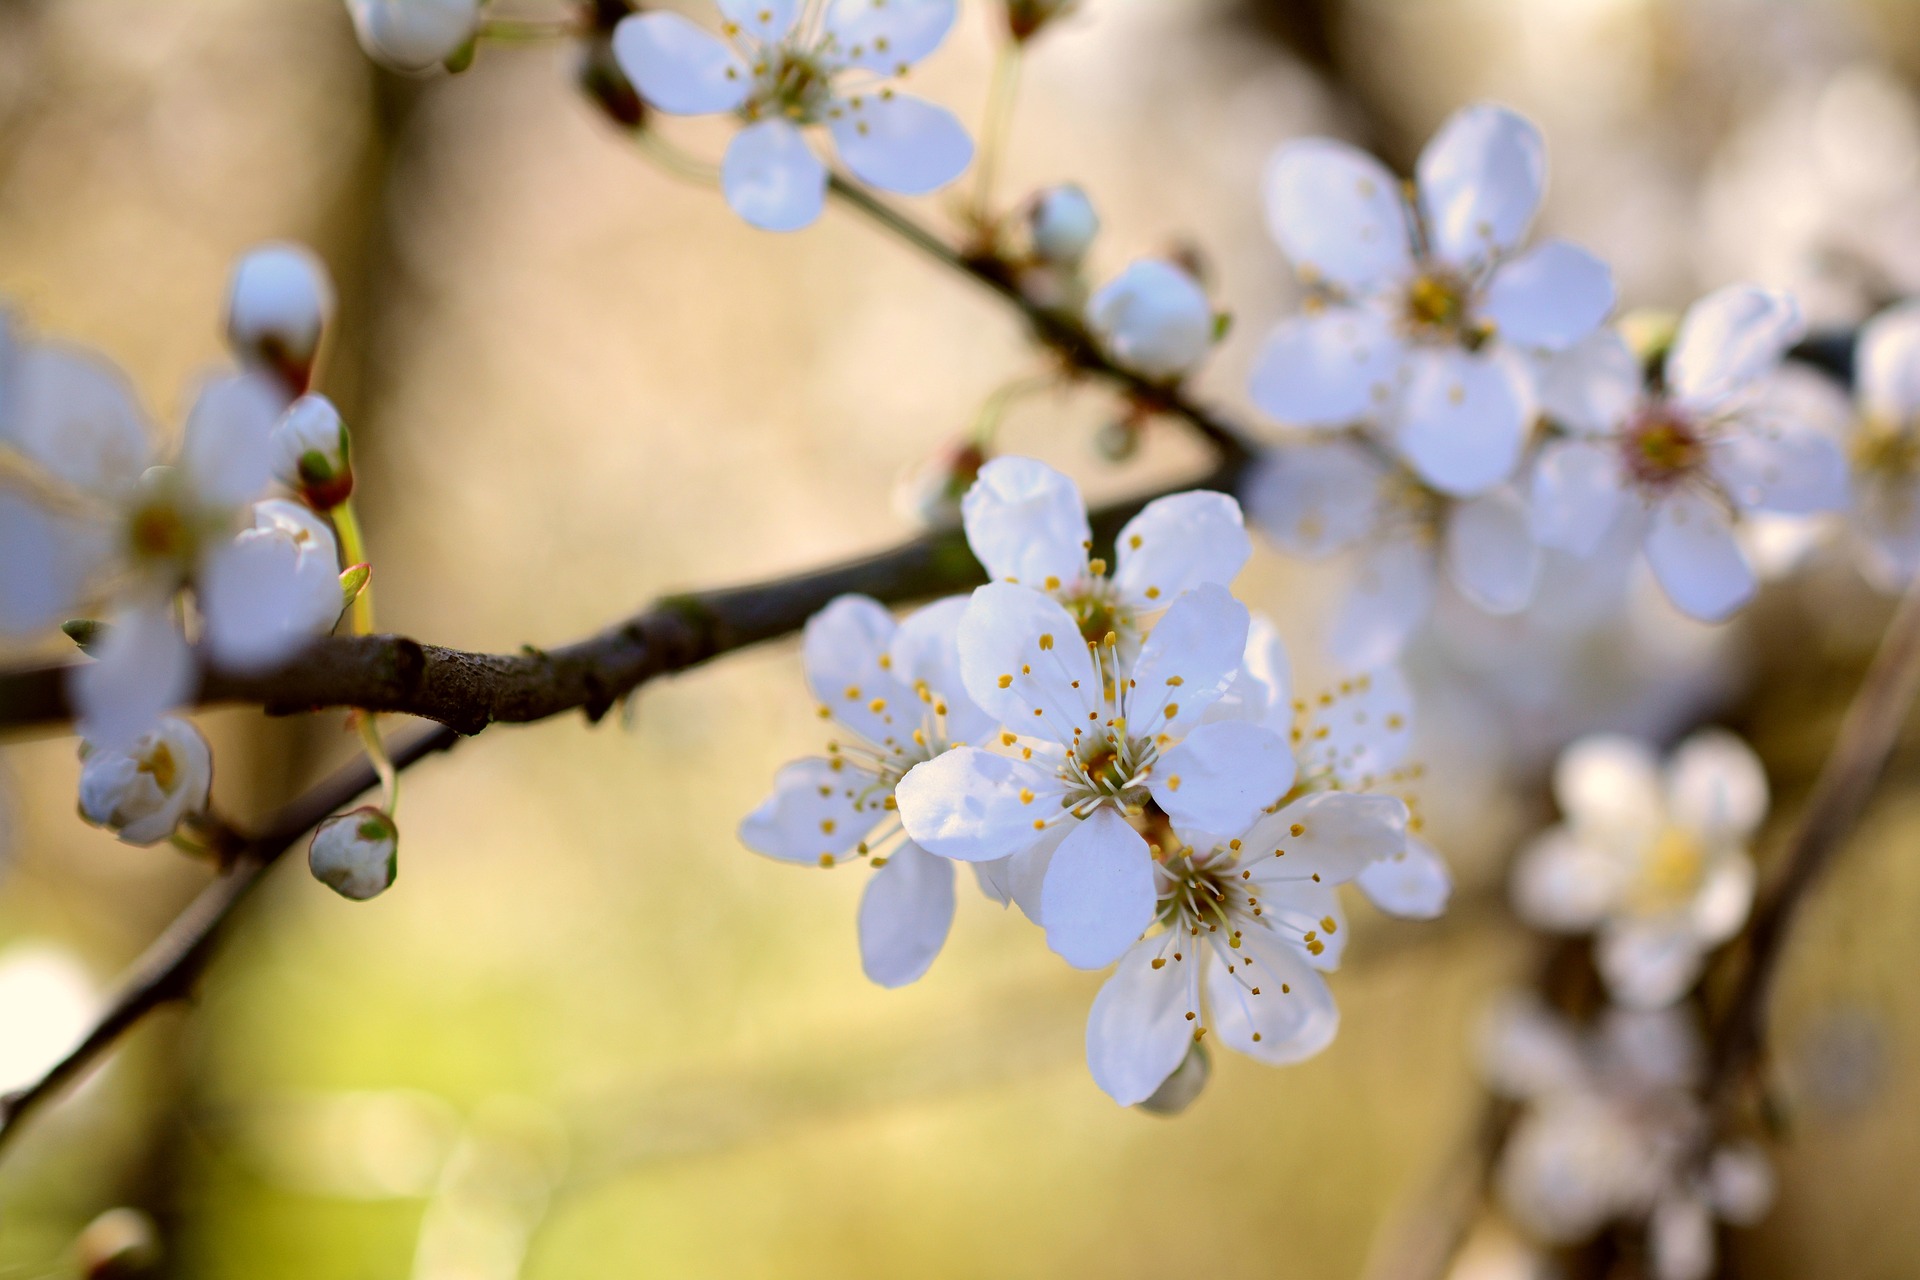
[0,723,459,1156]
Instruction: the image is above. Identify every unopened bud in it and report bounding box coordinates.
[1004,0,1077,42]
[894,441,989,530]
[1027,184,1099,266]
[77,717,212,847]
[1137,1041,1210,1115]
[310,806,398,900]
[1086,259,1214,382]
[271,394,353,509]
[225,244,334,397]
[346,0,483,74]
[76,1208,162,1279]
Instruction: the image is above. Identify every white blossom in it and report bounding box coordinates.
[739,594,997,987]
[612,0,973,232]
[1511,730,1766,1008]
[224,243,334,394]
[1528,287,1848,622]
[1027,183,1099,265]
[1252,103,1615,497]
[76,716,212,846]
[310,807,400,900]
[1839,301,1920,590]
[199,500,346,674]
[271,394,353,509]
[345,0,482,74]
[1086,259,1215,382]
[960,455,1250,661]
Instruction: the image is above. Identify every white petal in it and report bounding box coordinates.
[1529,438,1625,556]
[4,343,152,500]
[824,0,956,73]
[956,582,1099,733]
[1241,439,1386,559]
[1112,489,1251,605]
[1356,836,1452,919]
[198,517,342,673]
[1125,583,1249,737]
[1480,240,1615,351]
[346,0,478,72]
[717,0,799,40]
[1201,613,1294,734]
[829,93,972,196]
[739,757,879,864]
[1645,490,1756,622]
[1329,536,1435,669]
[893,745,1064,863]
[1649,1193,1715,1280]
[180,372,282,511]
[1706,1143,1776,1225]
[1259,878,1348,971]
[1294,664,1416,787]
[1857,301,1920,425]
[1393,346,1533,496]
[1666,285,1804,412]
[1540,327,1642,435]
[1415,103,1545,269]
[1244,790,1408,889]
[1003,825,1066,923]
[612,12,751,115]
[1509,828,1622,931]
[803,594,915,752]
[888,595,997,746]
[0,495,107,635]
[1690,853,1756,945]
[1247,306,1402,427]
[1149,721,1295,837]
[722,119,827,232]
[960,456,1090,588]
[1555,734,1665,835]
[1206,927,1339,1065]
[858,841,955,988]
[1708,424,1848,515]
[1086,938,1199,1106]
[1086,260,1214,381]
[1666,729,1767,843]
[1477,993,1587,1099]
[1262,138,1413,295]
[1445,488,1541,614]
[72,601,195,752]
[1597,920,1705,1009]
[1041,806,1155,969]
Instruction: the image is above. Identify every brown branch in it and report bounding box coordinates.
[0,459,1244,737]
[0,722,460,1157]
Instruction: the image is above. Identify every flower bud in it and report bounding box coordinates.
[271,394,353,509]
[76,1208,162,1279]
[346,0,482,74]
[310,807,398,900]
[1086,259,1214,382]
[1137,1042,1209,1115]
[1004,0,1077,42]
[77,717,212,846]
[1027,184,1099,266]
[225,244,334,397]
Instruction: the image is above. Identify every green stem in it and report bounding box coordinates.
[972,43,1023,229]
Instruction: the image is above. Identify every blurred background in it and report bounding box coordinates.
[1,0,1918,1274]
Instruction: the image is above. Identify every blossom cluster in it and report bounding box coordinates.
[743,456,1447,1107]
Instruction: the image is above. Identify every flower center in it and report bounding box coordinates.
[1065,730,1152,809]
[1852,422,1920,479]
[1622,405,1705,489]
[1633,826,1706,911]
[749,48,835,123]
[1401,270,1488,348]
[137,742,178,794]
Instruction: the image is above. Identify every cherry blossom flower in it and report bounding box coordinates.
[740,594,998,987]
[1251,104,1615,496]
[345,0,481,74]
[1528,288,1848,621]
[1510,730,1766,1008]
[224,243,334,396]
[1243,441,1541,665]
[1838,301,1920,590]
[959,455,1250,661]
[310,807,400,900]
[1482,995,1775,1279]
[1086,259,1215,382]
[612,0,973,232]
[76,716,212,846]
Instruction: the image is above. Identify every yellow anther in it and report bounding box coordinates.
[1039,633,1055,650]
[819,853,835,868]
[1165,675,1184,687]
[1144,586,1161,600]
[877,654,892,669]
[1032,818,1046,830]
[1167,775,1182,792]
[1129,534,1143,549]
[1103,631,1118,648]
[1151,957,1165,970]
[869,698,886,713]
[1089,558,1107,575]
[1290,823,1305,837]
[1043,577,1060,591]
[1001,731,1017,746]
[1019,789,1035,804]
[1164,703,1180,718]
[845,686,861,699]
[1321,915,1337,933]
[998,674,1014,688]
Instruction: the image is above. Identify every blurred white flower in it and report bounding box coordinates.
[1511,729,1766,1008]
[1841,302,1920,590]
[77,716,212,846]
[310,807,400,901]
[271,394,354,510]
[1528,287,1848,622]
[0,942,95,1094]
[224,242,335,395]
[345,0,481,74]
[613,0,972,231]
[1026,183,1099,265]
[960,455,1251,660]
[1252,103,1615,496]
[740,594,997,987]
[1086,258,1215,381]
